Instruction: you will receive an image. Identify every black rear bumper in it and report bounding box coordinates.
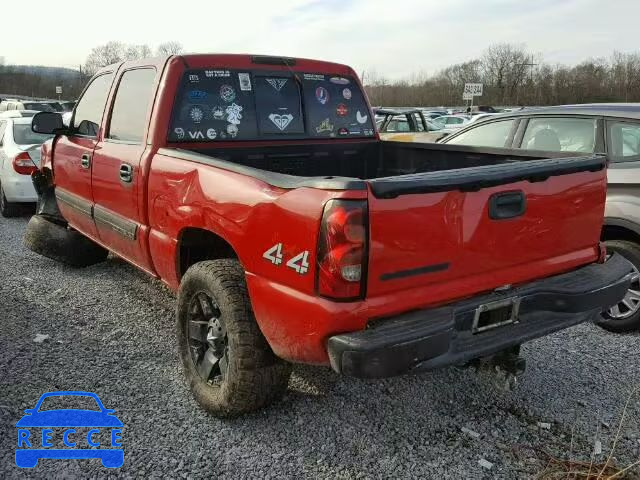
[327,254,634,378]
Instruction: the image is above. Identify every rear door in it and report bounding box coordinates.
[91,67,158,272]
[53,72,115,239]
[365,153,607,304]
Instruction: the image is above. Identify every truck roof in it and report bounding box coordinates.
[497,103,640,121]
[96,54,354,77]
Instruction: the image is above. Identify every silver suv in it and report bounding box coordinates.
[440,104,640,332]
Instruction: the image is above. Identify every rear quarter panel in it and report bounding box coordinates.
[146,153,365,291]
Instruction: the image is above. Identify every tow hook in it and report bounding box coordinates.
[470,346,526,392]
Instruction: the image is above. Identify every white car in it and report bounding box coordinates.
[433,115,471,130]
[0,111,54,216]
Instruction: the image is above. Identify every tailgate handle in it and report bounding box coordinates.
[489,191,526,220]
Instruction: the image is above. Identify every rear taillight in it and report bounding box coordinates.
[316,199,368,300]
[12,152,37,175]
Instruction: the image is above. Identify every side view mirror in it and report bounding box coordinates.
[32,111,65,134]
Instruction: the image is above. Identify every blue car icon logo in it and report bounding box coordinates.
[15,391,123,468]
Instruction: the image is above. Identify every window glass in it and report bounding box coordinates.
[23,103,56,112]
[300,73,374,138]
[168,70,375,142]
[426,119,442,132]
[73,73,114,137]
[413,113,425,131]
[445,120,515,148]
[608,121,640,162]
[108,69,156,143]
[0,103,6,112]
[385,116,410,133]
[170,69,259,141]
[254,75,304,135]
[520,117,596,152]
[13,124,54,145]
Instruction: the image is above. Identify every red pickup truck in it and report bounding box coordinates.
[26,54,633,416]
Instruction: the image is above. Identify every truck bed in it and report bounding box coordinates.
[167,141,604,197]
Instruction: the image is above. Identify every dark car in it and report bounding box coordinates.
[40,101,66,112]
[440,103,640,332]
[0,100,56,113]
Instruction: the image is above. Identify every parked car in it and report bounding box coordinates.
[59,101,76,112]
[0,110,37,118]
[376,108,448,142]
[433,114,471,130]
[0,111,53,216]
[26,55,632,416]
[0,100,56,113]
[440,103,640,332]
[466,113,498,124]
[40,101,66,112]
[422,110,449,120]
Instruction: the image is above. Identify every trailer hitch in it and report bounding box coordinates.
[469,345,526,392]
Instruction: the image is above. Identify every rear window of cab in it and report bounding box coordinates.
[168,69,375,142]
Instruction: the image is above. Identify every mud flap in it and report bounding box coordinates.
[31,170,64,222]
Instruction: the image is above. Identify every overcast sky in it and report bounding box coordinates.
[3,0,638,79]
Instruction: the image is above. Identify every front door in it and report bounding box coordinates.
[53,72,115,239]
[91,67,158,272]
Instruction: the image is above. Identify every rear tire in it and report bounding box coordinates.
[177,259,291,417]
[596,240,640,333]
[0,182,19,217]
[23,214,109,267]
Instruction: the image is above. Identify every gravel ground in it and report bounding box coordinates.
[1,214,639,479]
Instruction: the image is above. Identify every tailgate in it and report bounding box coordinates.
[365,156,607,300]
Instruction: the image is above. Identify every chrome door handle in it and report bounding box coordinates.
[81,153,91,169]
[119,163,133,183]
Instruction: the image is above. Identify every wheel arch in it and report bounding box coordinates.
[176,226,240,280]
[602,218,640,245]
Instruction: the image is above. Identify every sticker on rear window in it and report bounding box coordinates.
[225,103,243,125]
[269,113,294,131]
[266,78,288,92]
[330,77,350,85]
[168,69,373,142]
[219,85,236,102]
[316,87,329,105]
[206,70,230,78]
[238,73,252,91]
[316,118,334,135]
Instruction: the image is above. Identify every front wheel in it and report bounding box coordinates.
[597,240,640,333]
[177,259,291,417]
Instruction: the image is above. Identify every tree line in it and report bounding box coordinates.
[0,41,184,100]
[364,43,640,107]
[2,41,639,106]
